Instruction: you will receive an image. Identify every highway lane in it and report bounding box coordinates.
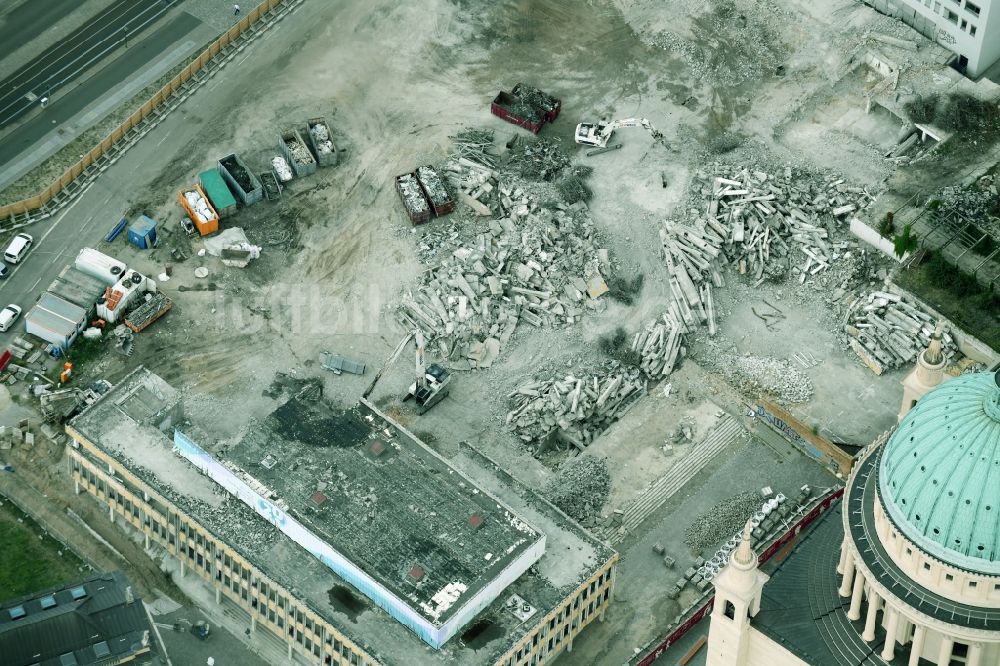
[0,0,83,61]
[0,0,176,129]
[0,11,204,166]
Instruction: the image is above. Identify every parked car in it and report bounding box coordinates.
[0,304,22,332]
[3,233,33,264]
[0,262,8,279]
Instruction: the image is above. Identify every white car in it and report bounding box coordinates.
[0,304,22,332]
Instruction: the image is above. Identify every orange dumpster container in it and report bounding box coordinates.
[178,184,219,236]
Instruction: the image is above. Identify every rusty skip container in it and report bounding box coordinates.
[415,165,454,217]
[278,129,317,177]
[305,117,338,167]
[490,83,561,134]
[218,153,263,206]
[395,172,431,226]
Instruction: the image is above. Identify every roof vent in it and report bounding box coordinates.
[39,595,57,610]
[69,586,87,600]
[468,513,485,530]
[8,606,26,620]
[408,565,425,583]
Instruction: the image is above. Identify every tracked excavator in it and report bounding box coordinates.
[574,118,666,151]
[362,330,451,414]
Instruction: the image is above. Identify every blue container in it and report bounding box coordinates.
[128,215,157,249]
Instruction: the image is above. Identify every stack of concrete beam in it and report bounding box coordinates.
[632,313,687,378]
[399,201,606,369]
[844,291,954,375]
[664,167,872,290]
[506,368,645,449]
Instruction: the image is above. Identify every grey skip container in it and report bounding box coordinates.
[304,117,338,167]
[218,153,263,206]
[277,129,317,177]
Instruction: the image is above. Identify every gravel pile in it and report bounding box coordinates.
[684,490,761,553]
[544,455,611,523]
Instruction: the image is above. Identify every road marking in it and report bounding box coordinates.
[237,51,253,67]
[29,277,41,291]
[155,130,172,147]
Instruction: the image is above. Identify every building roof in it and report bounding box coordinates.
[752,500,904,666]
[67,367,614,664]
[879,371,1000,574]
[0,571,154,666]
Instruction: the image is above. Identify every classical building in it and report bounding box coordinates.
[861,0,1000,76]
[64,367,617,666]
[706,368,1000,665]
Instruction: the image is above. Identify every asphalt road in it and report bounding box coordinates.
[0,0,82,60]
[0,0,176,129]
[0,11,203,166]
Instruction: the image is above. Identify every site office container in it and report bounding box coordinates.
[395,172,432,226]
[415,165,455,217]
[277,129,317,178]
[198,169,238,218]
[218,153,263,206]
[304,117,338,167]
[75,248,127,286]
[178,185,219,236]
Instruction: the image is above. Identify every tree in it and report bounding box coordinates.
[893,224,919,259]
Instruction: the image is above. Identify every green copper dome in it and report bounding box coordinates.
[879,371,1000,574]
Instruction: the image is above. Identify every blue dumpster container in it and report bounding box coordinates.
[127,215,157,249]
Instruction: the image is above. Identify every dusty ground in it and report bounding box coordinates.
[5,0,991,662]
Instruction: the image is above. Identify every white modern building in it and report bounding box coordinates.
[863,0,1000,76]
[705,361,1000,665]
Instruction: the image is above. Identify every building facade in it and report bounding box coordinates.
[63,367,617,666]
[705,369,1000,665]
[862,0,1000,76]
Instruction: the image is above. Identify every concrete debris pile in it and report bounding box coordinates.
[182,189,217,224]
[309,122,335,155]
[844,291,954,374]
[283,134,313,166]
[507,138,571,182]
[684,490,761,554]
[543,455,611,523]
[632,313,687,379]
[445,129,500,216]
[700,342,814,404]
[506,366,645,451]
[271,156,293,182]
[399,199,608,368]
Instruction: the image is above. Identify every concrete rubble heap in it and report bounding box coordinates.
[844,290,956,374]
[684,490,761,554]
[700,341,815,404]
[506,365,645,451]
[543,454,611,523]
[659,166,875,334]
[632,313,687,379]
[400,133,608,369]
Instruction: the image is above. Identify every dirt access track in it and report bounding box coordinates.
[10,0,967,662]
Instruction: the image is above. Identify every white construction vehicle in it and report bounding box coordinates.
[574,118,665,149]
[404,330,451,414]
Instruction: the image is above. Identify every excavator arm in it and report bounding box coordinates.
[574,117,665,148]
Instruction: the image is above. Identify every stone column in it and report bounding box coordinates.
[287,640,293,659]
[179,559,185,577]
[74,479,80,495]
[250,614,256,633]
[936,637,953,666]
[848,573,866,620]
[966,642,983,666]
[880,607,899,661]
[837,539,849,574]
[862,590,881,641]
[907,625,925,666]
[215,587,221,604]
[838,555,856,597]
[109,504,115,523]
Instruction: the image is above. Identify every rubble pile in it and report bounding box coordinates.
[444,129,499,216]
[400,201,607,368]
[271,156,293,182]
[544,455,611,523]
[935,183,996,225]
[309,122,335,155]
[659,166,874,332]
[506,366,645,450]
[631,314,686,379]
[684,490,761,553]
[507,138,571,181]
[844,291,954,374]
[396,173,430,216]
[284,135,313,165]
[699,341,814,404]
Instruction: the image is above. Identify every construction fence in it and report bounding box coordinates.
[0,0,292,225]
